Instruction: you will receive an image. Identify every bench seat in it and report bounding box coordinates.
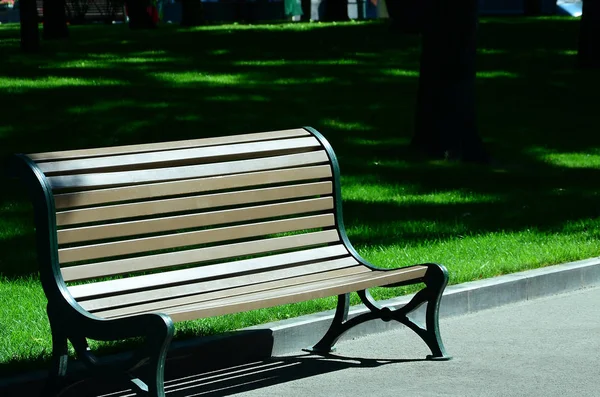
[75,258,428,321]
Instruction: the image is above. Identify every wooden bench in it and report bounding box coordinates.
[11,127,450,397]
[36,0,126,24]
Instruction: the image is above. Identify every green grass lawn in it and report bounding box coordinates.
[1,17,599,373]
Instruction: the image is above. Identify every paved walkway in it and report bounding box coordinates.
[225,286,600,397]
[3,286,599,396]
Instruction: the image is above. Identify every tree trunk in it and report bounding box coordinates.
[322,0,348,21]
[180,0,204,26]
[43,0,69,39]
[19,0,40,52]
[386,0,425,34]
[301,0,311,20]
[125,0,157,29]
[412,0,488,163]
[524,0,541,15]
[578,0,600,69]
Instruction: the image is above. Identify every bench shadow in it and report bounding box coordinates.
[63,353,422,397]
[163,354,422,397]
[0,328,425,397]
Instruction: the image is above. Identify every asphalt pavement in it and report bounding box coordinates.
[15,284,597,397]
[222,285,600,397]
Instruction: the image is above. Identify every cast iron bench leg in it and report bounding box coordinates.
[43,311,174,396]
[422,263,450,360]
[305,264,451,360]
[43,303,69,396]
[303,293,351,354]
[132,324,173,397]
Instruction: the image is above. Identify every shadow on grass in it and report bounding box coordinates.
[0,17,599,279]
[0,234,38,277]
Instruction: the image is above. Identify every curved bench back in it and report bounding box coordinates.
[17,128,362,314]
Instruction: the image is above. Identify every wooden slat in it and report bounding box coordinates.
[81,256,361,313]
[47,151,330,189]
[56,181,333,226]
[162,266,428,322]
[63,229,342,282]
[53,165,333,209]
[91,264,368,318]
[38,137,321,175]
[59,213,335,263]
[67,241,347,298]
[58,197,334,244]
[29,129,310,162]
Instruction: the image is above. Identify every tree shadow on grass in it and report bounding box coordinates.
[338,137,600,248]
[0,234,37,278]
[0,18,598,276]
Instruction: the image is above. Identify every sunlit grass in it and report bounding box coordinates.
[0,77,126,91]
[0,278,50,365]
[533,149,600,169]
[186,20,361,32]
[322,120,376,131]
[558,50,578,56]
[478,48,508,54]
[380,68,420,77]
[476,71,519,78]
[360,229,600,286]
[341,183,498,205]
[152,72,337,86]
[271,76,336,85]
[46,57,179,69]
[234,59,363,66]
[152,71,248,85]
[0,17,599,372]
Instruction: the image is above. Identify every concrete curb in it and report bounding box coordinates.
[253,256,600,355]
[1,256,599,391]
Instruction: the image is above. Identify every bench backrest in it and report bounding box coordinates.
[36,0,126,22]
[14,128,351,309]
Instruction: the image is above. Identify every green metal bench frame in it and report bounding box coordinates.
[11,127,450,397]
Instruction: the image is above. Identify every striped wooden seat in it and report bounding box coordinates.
[12,127,450,397]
